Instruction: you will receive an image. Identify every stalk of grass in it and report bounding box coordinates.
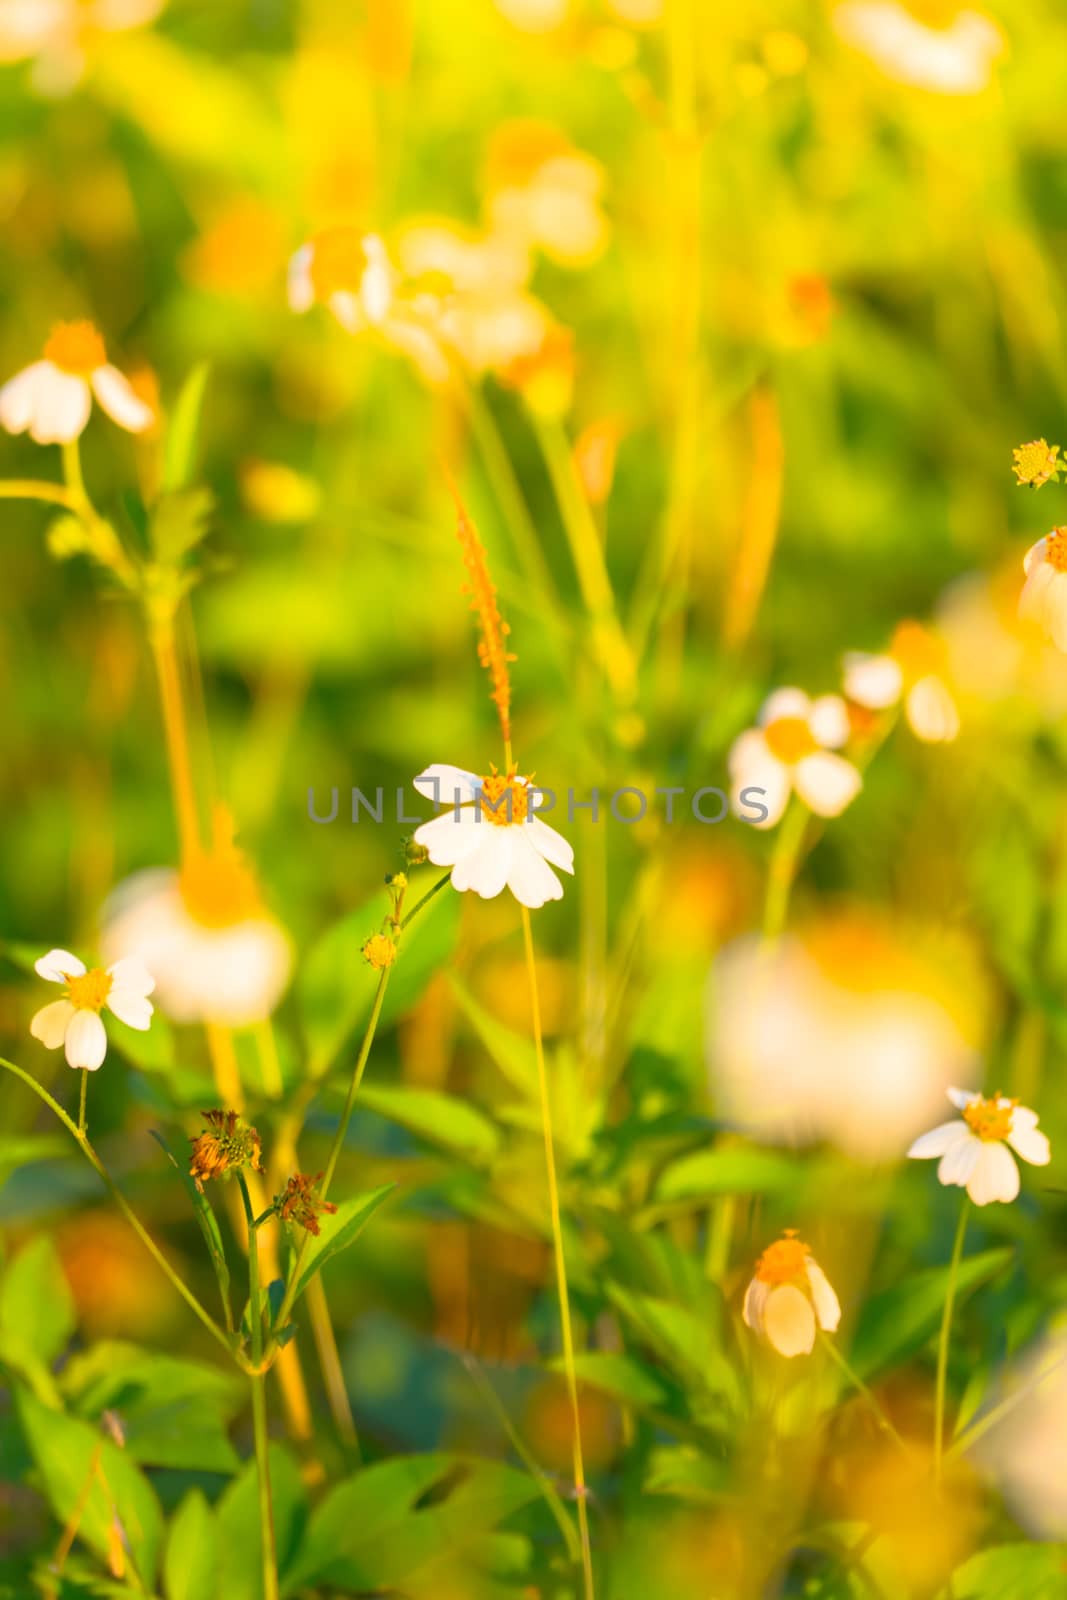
[238,1173,279,1600]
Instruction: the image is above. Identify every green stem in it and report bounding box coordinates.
[0,480,79,508]
[238,1174,278,1600]
[760,800,809,946]
[934,1196,970,1483]
[399,869,452,930]
[0,1055,234,1360]
[819,1333,911,1458]
[462,376,559,614]
[946,1345,1067,1463]
[77,1069,88,1136]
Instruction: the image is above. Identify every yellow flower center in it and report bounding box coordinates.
[890,619,943,681]
[44,320,106,376]
[763,716,818,764]
[180,843,264,928]
[66,968,113,1011]
[755,1232,810,1285]
[480,771,530,827]
[308,226,374,300]
[963,1094,1015,1142]
[1045,527,1067,574]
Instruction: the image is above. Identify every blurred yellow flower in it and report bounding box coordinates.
[0,321,153,444]
[743,1231,841,1358]
[30,948,155,1070]
[843,619,960,742]
[484,121,607,268]
[288,226,394,333]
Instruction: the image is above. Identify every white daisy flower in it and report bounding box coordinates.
[0,321,154,445]
[834,3,1005,96]
[844,619,960,742]
[412,763,574,910]
[742,1231,841,1358]
[287,226,394,334]
[30,948,155,1071]
[1019,529,1067,653]
[728,687,861,829]
[908,1088,1051,1206]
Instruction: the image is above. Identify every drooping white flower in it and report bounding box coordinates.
[30,948,155,1071]
[0,321,153,444]
[834,2,1004,95]
[287,226,395,334]
[742,1231,841,1358]
[412,764,574,909]
[844,619,960,742]
[1019,529,1067,653]
[728,687,861,828]
[908,1088,1050,1206]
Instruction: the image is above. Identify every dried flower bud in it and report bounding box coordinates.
[404,838,430,867]
[362,933,398,970]
[274,1171,338,1236]
[189,1108,264,1192]
[1013,439,1061,489]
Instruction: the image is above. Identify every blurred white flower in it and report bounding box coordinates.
[834,3,1004,95]
[102,830,292,1025]
[970,1329,1067,1536]
[708,919,981,1158]
[1019,529,1067,653]
[287,227,394,334]
[0,0,163,90]
[728,687,861,828]
[0,321,154,444]
[743,1231,841,1358]
[30,948,155,1071]
[484,122,607,268]
[492,0,568,32]
[908,1088,1050,1206]
[413,763,574,909]
[844,620,960,742]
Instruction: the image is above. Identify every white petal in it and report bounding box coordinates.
[842,652,904,710]
[30,998,74,1049]
[1019,559,1056,625]
[1007,1124,1051,1167]
[759,687,811,725]
[809,694,850,749]
[64,1009,107,1071]
[729,730,790,829]
[35,948,86,982]
[792,752,862,817]
[361,237,394,325]
[506,828,565,908]
[106,989,153,1030]
[763,1284,817,1357]
[106,957,155,997]
[947,1087,979,1110]
[527,816,574,873]
[0,361,50,434]
[328,290,363,332]
[1045,576,1067,653]
[91,365,153,432]
[967,1142,1020,1206]
[413,808,485,867]
[1022,537,1047,577]
[413,764,482,806]
[938,1133,981,1188]
[908,1119,970,1159]
[742,1277,768,1334]
[28,366,91,444]
[451,828,514,899]
[287,244,314,312]
[906,676,960,742]
[805,1259,841,1333]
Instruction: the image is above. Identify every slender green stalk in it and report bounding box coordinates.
[521,906,595,1600]
[400,869,452,930]
[461,374,559,612]
[934,1196,970,1483]
[947,1344,1067,1462]
[77,1069,88,1136]
[0,480,79,507]
[760,801,809,946]
[819,1333,911,1458]
[0,1055,234,1359]
[238,1174,279,1600]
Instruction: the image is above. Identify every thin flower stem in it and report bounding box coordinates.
[148,610,202,866]
[305,1273,360,1454]
[399,870,452,930]
[238,1174,279,1600]
[819,1333,912,1458]
[461,375,559,613]
[760,801,809,947]
[0,1054,234,1359]
[520,906,595,1600]
[946,1345,1067,1462]
[0,480,79,508]
[77,1069,88,1136]
[935,1196,970,1484]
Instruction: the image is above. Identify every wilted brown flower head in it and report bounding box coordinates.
[189,1108,264,1192]
[274,1171,338,1236]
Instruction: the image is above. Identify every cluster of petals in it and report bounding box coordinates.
[30,948,154,1071]
[729,687,861,828]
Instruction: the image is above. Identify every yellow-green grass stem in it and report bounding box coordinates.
[238,1173,279,1600]
[935,1196,970,1485]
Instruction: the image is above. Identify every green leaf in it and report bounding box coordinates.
[607,1284,740,1408]
[163,1490,218,1600]
[162,362,210,491]
[16,1387,164,1585]
[655,1145,799,1203]
[850,1248,1014,1380]
[0,1236,76,1368]
[150,1130,232,1326]
[150,487,215,564]
[952,1543,1067,1599]
[449,976,538,1096]
[290,1184,396,1304]
[217,1445,306,1600]
[355,1084,500,1163]
[0,1133,69,1191]
[299,884,459,1076]
[549,1351,668,1410]
[105,1011,177,1074]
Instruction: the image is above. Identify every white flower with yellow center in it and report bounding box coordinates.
[30,948,155,1071]
[742,1231,841,1358]
[834,3,1004,95]
[1019,528,1067,653]
[0,321,154,444]
[844,619,960,742]
[729,687,861,828]
[908,1088,1051,1205]
[484,122,607,268]
[287,226,394,334]
[413,764,574,909]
